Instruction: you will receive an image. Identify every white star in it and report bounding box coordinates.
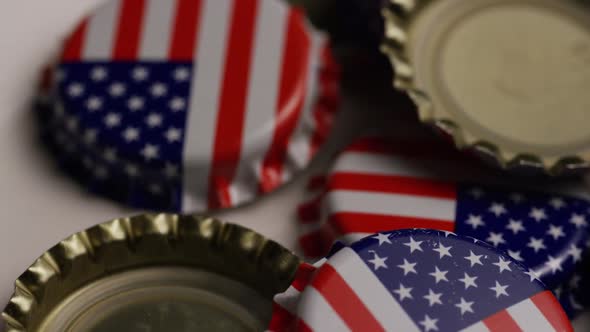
[510,193,525,204]
[554,286,564,299]
[150,82,168,97]
[465,251,483,267]
[527,237,546,253]
[490,281,509,298]
[392,283,413,302]
[469,188,484,199]
[486,232,506,247]
[529,208,547,222]
[103,148,117,163]
[128,96,145,111]
[67,82,84,97]
[125,164,140,177]
[423,289,443,307]
[169,97,186,112]
[489,203,507,217]
[455,298,475,315]
[104,113,121,128]
[174,67,191,81]
[570,214,588,228]
[65,116,78,132]
[372,233,392,246]
[148,184,162,195]
[545,255,564,274]
[164,163,179,179]
[368,251,388,270]
[525,269,541,282]
[419,315,438,332]
[570,274,582,289]
[122,127,140,142]
[83,129,98,145]
[404,237,424,253]
[506,219,525,235]
[508,250,524,262]
[466,214,485,230]
[429,266,449,284]
[108,82,126,97]
[141,144,160,161]
[146,113,163,128]
[164,127,182,143]
[546,225,565,240]
[492,258,512,273]
[397,259,417,276]
[432,243,452,259]
[567,244,583,263]
[85,96,103,111]
[132,66,149,81]
[549,197,566,210]
[90,66,108,81]
[459,273,478,289]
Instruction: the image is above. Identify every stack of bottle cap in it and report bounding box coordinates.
[36,0,341,212]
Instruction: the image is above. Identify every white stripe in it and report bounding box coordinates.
[284,26,325,174]
[326,190,457,222]
[182,0,232,211]
[83,0,120,60]
[298,287,351,332]
[273,286,300,315]
[507,299,555,332]
[138,0,177,59]
[460,322,490,332]
[329,247,421,331]
[229,0,288,203]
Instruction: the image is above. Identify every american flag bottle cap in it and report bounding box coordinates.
[381,0,590,176]
[273,229,573,332]
[297,135,590,308]
[42,0,340,212]
[2,214,301,332]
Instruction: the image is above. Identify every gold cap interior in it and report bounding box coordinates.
[2,214,300,332]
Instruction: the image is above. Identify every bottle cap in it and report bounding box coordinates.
[39,0,340,212]
[298,135,590,291]
[281,229,573,331]
[2,214,300,332]
[381,0,590,175]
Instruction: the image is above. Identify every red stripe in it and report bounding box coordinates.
[295,318,313,332]
[328,173,457,199]
[345,136,459,158]
[483,309,523,332]
[268,302,296,332]
[299,228,335,258]
[297,194,324,223]
[113,0,147,60]
[259,10,311,193]
[531,291,573,332]
[312,264,385,332]
[292,263,317,292]
[307,175,328,191]
[61,19,88,61]
[208,0,259,209]
[168,0,203,60]
[329,212,455,235]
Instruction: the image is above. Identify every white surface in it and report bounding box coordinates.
[0,1,588,331]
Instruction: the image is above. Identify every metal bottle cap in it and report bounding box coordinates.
[2,214,300,332]
[382,0,590,175]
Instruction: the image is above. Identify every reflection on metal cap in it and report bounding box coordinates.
[2,214,300,332]
[381,0,590,175]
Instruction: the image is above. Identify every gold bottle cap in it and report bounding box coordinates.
[382,0,590,175]
[2,214,300,332]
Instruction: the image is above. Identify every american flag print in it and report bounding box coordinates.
[273,229,572,332]
[298,136,590,291]
[49,0,340,212]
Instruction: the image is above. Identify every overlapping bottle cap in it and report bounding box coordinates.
[2,214,301,332]
[297,135,590,306]
[272,229,573,331]
[36,0,340,212]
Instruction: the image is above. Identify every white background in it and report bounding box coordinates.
[0,1,588,331]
